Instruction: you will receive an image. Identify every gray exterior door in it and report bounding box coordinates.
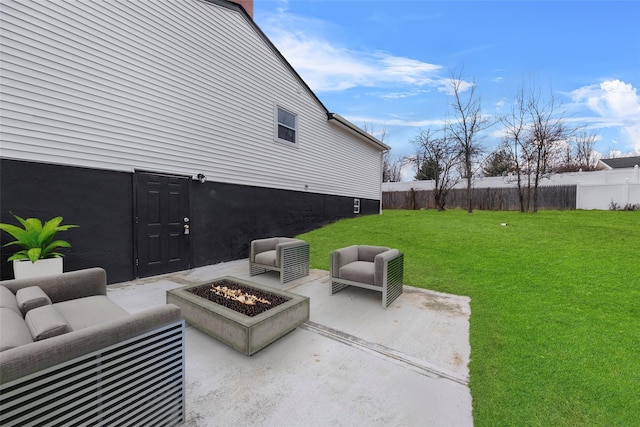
[135,171,190,278]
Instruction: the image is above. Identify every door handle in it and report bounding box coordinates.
[183,224,190,235]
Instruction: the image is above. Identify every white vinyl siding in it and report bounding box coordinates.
[0,0,383,200]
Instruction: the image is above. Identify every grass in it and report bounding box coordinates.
[297,209,640,426]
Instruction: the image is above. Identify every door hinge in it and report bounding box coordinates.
[136,259,139,266]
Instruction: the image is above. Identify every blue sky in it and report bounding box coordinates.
[253,0,640,171]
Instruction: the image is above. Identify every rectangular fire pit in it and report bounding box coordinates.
[167,276,309,355]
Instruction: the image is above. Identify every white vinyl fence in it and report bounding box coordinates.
[383,165,640,210]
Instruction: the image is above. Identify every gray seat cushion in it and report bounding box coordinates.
[0,284,21,316]
[0,307,34,351]
[254,250,277,267]
[339,261,376,285]
[54,296,129,330]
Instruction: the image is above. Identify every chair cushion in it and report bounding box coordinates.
[0,285,21,317]
[25,305,70,341]
[357,246,390,262]
[16,286,52,315]
[339,261,376,285]
[254,250,277,267]
[0,307,34,351]
[53,295,129,330]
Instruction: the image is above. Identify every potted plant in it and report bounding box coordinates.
[0,214,79,279]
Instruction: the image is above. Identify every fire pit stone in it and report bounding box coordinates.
[166,276,310,355]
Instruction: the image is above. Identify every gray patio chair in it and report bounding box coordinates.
[250,237,310,285]
[330,245,404,309]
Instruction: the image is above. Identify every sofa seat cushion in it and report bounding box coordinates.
[16,286,52,315]
[53,296,129,330]
[0,285,21,316]
[25,305,70,341]
[339,261,376,286]
[254,250,277,267]
[0,307,34,351]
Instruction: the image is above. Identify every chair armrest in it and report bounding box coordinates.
[275,239,307,262]
[330,246,359,278]
[0,268,107,303]
[374,249,401,286]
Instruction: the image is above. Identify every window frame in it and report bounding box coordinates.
[353,198,361,214]
[274,104,298,146]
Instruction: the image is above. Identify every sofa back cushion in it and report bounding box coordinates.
[16,286,52,315]
[25,305,70,341]
[0,307,35,351]
[0,284,21,317]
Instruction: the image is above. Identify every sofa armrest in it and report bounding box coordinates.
[0,268,107,303]
[330,245,359,278]
[374,249,401,286]
[0,304,181,384]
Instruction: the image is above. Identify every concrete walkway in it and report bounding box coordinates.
[108,260,473,427]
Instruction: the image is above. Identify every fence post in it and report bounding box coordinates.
[634,165,639,183]
[625,178,630,206]
[576,181,581,210]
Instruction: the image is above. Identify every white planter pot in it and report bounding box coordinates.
[13,258,63,280]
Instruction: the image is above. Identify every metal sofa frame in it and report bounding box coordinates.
[0,320,185,426]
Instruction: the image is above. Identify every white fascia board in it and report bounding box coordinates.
[326,113,389,151]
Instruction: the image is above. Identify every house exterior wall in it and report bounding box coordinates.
[0,0,384,282]
[0,0,383,200]
[0,159,379,282]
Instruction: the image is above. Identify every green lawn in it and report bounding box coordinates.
[298,209,640,426]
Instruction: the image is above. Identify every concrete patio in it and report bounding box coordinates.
[108,260,473,426]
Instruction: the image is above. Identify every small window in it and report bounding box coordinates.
[354,198,360,214]
[275,106,297,145]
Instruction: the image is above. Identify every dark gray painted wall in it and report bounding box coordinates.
[1,159,380,283]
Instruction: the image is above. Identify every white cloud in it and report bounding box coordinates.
[570,80,640,153]
[259,11,470,95]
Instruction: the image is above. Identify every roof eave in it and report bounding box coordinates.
[327,113,390,151]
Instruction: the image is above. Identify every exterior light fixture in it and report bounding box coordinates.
[197,173,206,184]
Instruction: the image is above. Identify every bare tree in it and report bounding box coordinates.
[526,89,570,212]
[362,122,402,182]
[447,72,491,213]
[500,87,535,212]
[574,130,599,171]
[500,83,577,212]
[556,130,599,172]
[382,151,402,182]
[412,127,459,210]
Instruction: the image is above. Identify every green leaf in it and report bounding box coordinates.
[38,217,63,246]
[41,240,71,258]
[26,248,42,263]
[7,250,29,261]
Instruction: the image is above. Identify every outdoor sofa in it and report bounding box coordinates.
[249,237,310,285]
[0,267,185,427]
[330,245,404,309]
